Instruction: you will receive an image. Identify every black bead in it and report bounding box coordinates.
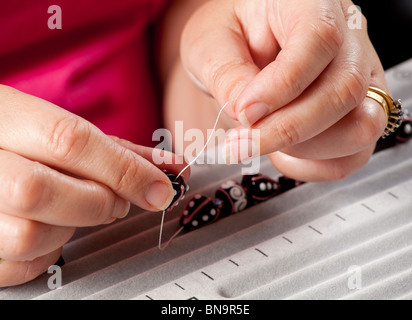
[396,117,412,142]
[278,176,304,193]
[179,194,220,231]
[241,174,280,205]
[164,171,188,212]
[215,180,249,216]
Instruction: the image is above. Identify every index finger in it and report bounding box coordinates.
[0,86,176,212]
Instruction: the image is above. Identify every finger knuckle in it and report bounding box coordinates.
[205,57,253,99]
[276,65,306,99]
[6,164,45,214]
[21,260,44,285]
[111,149,142,194]
[331,62,368,116]
[272,118,301,148]
[46,115,92,163]
[312,11,344,55]
[82,185,113,226]
[341,62,369,107]
[8,220,37,259]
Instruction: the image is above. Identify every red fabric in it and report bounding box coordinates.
[0,0,168,146]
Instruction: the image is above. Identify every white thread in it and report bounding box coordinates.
[159,99,235,250]
[175,99,233,180]
[158,225,184,250]
[158,210,167,250]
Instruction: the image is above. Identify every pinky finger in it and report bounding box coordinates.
[0,248,62,287]
[267,147,375,182]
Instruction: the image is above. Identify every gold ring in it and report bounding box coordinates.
[0,258,4,264]
[366,86,403,139]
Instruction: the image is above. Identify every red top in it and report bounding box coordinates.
[0,0,168,146]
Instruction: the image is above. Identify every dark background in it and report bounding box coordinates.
[354,0,412,70]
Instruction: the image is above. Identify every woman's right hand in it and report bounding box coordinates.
[0,85,188,287]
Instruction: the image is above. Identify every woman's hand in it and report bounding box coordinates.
[181,0,388,181]
[0,85,188,287]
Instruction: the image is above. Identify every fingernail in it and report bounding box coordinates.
[145,181,174,211]
[238,102,269,128]
[112,198,131,219]
[224,138,260,164]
